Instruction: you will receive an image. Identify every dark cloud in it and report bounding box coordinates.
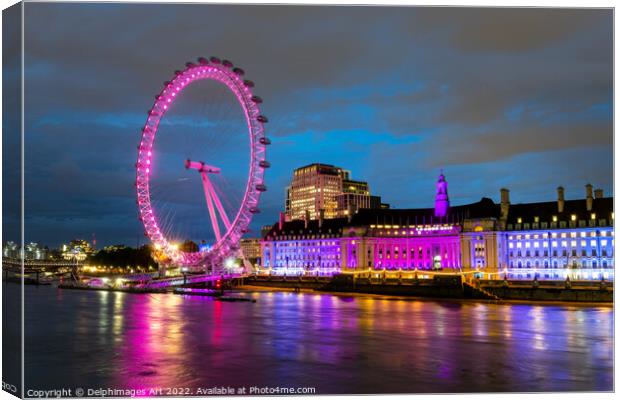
[16,3,613,248]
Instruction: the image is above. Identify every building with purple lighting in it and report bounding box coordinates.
[261,173,614,280]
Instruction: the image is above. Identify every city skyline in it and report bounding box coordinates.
[3,4,613,248]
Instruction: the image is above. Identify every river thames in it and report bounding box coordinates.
[12,283,613,394]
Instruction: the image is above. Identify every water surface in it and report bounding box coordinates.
[15,284,613,394]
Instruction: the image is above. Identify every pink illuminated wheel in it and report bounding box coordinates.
[136,57,270,270]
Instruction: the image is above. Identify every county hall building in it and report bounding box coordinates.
[260,173,614,280]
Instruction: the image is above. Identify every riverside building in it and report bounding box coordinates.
[261,173,614,280]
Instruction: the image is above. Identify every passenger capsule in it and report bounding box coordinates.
[222,59,233,68]
[243,80,255,88]
[251,96,263,104]
[256,115,268,123]
[174,70,182,75]
[249,207,261,214]
[256,184,267,192]
[209,56,221,64]
[259,160,271,168]
[185,62,195,68]
[232,67,245,76]
[197,57,209,65]
[259,137,271,145]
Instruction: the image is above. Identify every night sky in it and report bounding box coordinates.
[3,4,613,248]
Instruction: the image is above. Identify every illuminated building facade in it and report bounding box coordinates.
[285,163,382,220]
[240,238,262,260]
[62,239,95,261]
[263,173,614,280]
[262,214,343,275]
[501,186,614,280]
[3,241,19,258]
[336,179,382,217]
[2,241,49,260]
[24,242,48,260]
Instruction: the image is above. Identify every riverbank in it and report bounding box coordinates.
[243,274,613,303]
[10,274,612,304]
[236,284,613,307]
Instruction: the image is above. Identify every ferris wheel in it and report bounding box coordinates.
[135,56,271,270]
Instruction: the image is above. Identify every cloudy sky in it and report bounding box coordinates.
[3,3,613,248]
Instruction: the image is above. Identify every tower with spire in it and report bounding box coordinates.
[434,170,450,217]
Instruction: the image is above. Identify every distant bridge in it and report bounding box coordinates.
[2,257,79,273]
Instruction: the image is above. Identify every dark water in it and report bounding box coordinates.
[14,283,614,394]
